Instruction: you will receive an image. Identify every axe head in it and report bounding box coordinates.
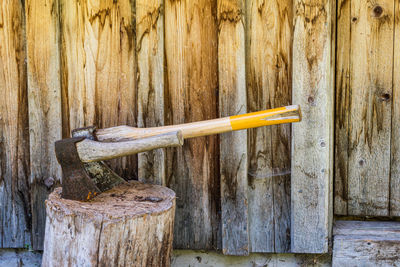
[55,126,126,201]
[55,136,101,201]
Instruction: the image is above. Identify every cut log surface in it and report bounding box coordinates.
[42,181,175,267]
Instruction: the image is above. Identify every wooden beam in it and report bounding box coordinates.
[291,0,335,253]
[136,0,165,185]
[218,0,249,255]
[333,221,400,266]
[246,0,293,253]
[26,0,62,250]
[0,0,31,248]
[164,0,220,250]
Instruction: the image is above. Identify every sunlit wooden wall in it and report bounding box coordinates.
[0,0,336,255]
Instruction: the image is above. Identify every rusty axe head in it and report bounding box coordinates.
[55,127,183,201]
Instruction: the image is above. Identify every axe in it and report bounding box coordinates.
[55,105,301,201]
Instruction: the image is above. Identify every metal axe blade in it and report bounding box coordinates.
[55,137,101,201]
[55,127,183,201]
[71,126,126,193]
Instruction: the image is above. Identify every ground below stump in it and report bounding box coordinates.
[42,181,176,267]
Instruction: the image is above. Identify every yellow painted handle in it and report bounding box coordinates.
[230,105,301,131]
[96,105,302,141]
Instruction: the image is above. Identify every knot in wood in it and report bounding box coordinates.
[380,93,391,102]
[372,5,383,17]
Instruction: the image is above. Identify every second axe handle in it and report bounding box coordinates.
[95,105,301,142]
[76,131,183,162]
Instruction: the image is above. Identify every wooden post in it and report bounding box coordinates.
[42,181,175,266]
[291,0,335,253]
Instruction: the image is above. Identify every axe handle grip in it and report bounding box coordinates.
[95,105,301,142]
[76,131,183,163]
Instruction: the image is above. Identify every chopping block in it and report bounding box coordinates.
[42,105,301,267]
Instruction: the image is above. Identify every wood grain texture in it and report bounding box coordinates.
[334,0,351,216]
[0,0,31,248]
[77,131,183,162]
[42,182,175,266]
[246,0,292,253]
[291,0,335,253]
[347,0,394,216]
[26,0,62,250]
[391,0,400,216]
[136,0,165,185]
[60,0,137,179]
[333,221,400,267]
[165,0,221,250]
[218,0,248,256]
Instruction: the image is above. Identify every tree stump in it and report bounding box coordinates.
[42,181,175,267]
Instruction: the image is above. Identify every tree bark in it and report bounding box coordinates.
[42,181,175,266]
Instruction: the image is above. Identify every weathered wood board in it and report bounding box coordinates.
[164,0,221,250]
[291,0,335,253]
[333,221,400,267]
[0,0,31,248]
[335,0,396,216]
[334,0,351,216]
[60,0,137,179]
[246,0,292,253]
[26,0,62,250]
[136,0,166,185]
[391,0,400,216]
[218,0,249,256]
[172,250,332,266]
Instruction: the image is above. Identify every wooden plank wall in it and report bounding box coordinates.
[26,0,62,250]
[164,0,220,250]
[291,0,335,253]
[0,0,31,248]
[0,0,336,255]
[136,0,165,185]
[218,0,249,255]
[60,0,137,180]
[246,0,293,253]
[335,0,400,217]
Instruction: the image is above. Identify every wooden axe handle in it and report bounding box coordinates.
[95,105,301,142]
[76,131,183,163]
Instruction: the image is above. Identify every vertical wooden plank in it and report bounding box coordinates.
[334,0,351,216]
[291,0,335,253]
[60,0,137,179]
[246,0,292,253]
[0,0,31,248]
[26,0,62,250]
[165,0,220,250]
[136,0,165,185]
[218,0,248,256]
[390,0,400,216]
[347,0,394,216]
